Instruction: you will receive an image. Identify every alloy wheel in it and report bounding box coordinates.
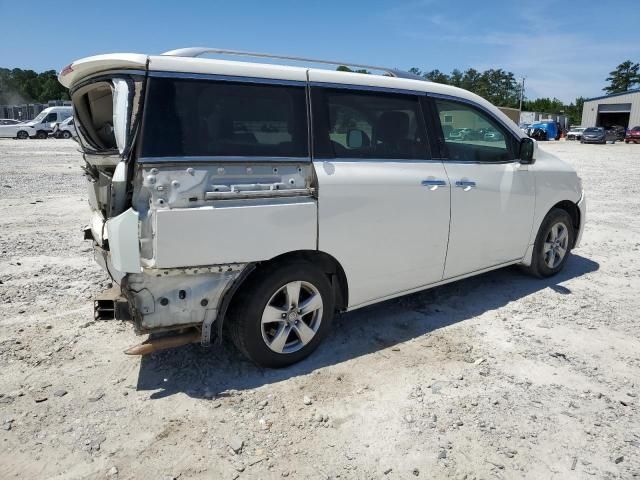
[543,222,569,268]
[260,281,323,354]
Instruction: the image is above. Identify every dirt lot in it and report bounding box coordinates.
[1,139,639,479]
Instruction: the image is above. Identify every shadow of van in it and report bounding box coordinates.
[136,254,599,399]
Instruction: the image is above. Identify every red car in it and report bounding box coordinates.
[626,126,640,144]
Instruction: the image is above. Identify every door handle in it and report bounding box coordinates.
[455,180,476,191]
[421,179,447,189]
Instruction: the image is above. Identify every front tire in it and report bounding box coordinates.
[35,130,47,139]
[228,262,335,368]
[62,131,72,139]
[523,208,575,278]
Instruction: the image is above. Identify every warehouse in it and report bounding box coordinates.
[581,89,640,129]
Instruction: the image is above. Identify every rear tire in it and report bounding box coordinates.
[62,131,71,139]
[16,130,29,140]
[523,208,575,278]
[228,262,335,368]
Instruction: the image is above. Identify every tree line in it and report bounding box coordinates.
[340,60,639,125]
[0,68,70,105]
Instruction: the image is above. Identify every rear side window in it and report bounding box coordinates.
[312,88,430,160]
[141,77,308,158]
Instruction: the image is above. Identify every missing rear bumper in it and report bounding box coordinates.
[94,286,131,321]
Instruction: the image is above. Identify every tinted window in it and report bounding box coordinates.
[142,77,308,158]
[312,88,429,160]
[435,100,515,163]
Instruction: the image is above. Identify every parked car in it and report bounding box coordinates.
[527,121,560,141]
[518,123,530,134]
[528,127,548,141]
[0,119,21,125]
[581,127,617,144]
[625,126,640,144]
[59,48,586,367]
[605,125,625,141]
[566,127,586,141]
[0,106,73,139]
[51,116,77,139]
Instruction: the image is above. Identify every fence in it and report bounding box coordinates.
[0,100,72,121]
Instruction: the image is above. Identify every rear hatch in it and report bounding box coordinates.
[59,54,148,240]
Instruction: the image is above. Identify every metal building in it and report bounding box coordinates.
[581,89,640,129]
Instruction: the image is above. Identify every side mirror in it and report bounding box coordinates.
[346,129,364,149]
[519,137,535,164]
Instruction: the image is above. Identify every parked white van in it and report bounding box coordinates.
[58,48,586,367]
[0,106,73,139]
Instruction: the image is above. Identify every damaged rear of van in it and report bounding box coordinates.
[59,52,325,366]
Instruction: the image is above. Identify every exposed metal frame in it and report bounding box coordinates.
[161,47,425,81]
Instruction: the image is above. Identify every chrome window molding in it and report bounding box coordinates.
[148,70,306,87]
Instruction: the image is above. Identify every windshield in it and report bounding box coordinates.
[31,110,49,123]
[632,126,640,131]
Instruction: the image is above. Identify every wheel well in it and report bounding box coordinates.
[552,200,580,246]
[238,250,349,312]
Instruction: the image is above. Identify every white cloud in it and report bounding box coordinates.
[382,2,640,102]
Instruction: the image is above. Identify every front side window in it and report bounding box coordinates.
[44,113,57,123]
[141,77,308,158]
[312,88,429,160]
[435,100,515,163]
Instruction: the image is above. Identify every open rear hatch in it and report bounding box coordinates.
[68,73,146,250]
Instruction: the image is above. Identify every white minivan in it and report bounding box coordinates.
[0,106,73,139]
[59,48,586,367]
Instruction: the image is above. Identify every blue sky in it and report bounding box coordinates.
[1,0,639,102]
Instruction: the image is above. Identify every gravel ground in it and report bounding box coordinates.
[1,138,639,480]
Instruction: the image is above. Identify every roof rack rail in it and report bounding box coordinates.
[160,47,425,81]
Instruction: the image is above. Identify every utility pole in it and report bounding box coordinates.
[519,77,526,112]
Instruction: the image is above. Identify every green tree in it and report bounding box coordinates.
[0,67,69,104]
[603,60,640,94]
[424,69,450,84]
[336,65,370,74]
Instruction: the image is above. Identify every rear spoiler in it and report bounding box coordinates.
[58,53,148,88]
